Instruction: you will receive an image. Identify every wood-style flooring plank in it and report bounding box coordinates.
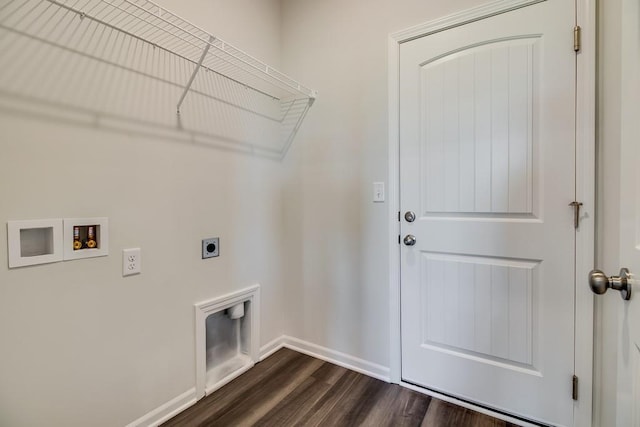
[162,348,524,427]
[362,386,432,427]
[210,356,324,426]
[308,372,390,426]
[253,376,331,426]
[422,399,519,427]
[293,368,363,426]
[162,349,304,426]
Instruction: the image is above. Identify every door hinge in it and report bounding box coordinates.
[398,211,401,222]
[572,375,579,400]
[574,25,581,52]
[569,201,583,229]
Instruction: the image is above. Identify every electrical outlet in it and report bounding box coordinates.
[202,238,219,259]
[122,248,141,276]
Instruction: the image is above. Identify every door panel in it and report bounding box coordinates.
[400,2,576,425]
[421,38,537,215]
[420,253,535,366]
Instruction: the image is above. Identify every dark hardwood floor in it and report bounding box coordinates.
[162,348,520,427]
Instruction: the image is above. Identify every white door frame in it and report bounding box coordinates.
[387,0,596,425]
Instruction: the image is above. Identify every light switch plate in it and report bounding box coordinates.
[373,182,385,202]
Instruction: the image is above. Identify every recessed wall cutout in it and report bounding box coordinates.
[63,218,109,261]
[20,227,54,257]
[72,225,100,251]
[7,217,109,267]
[7,219,63,268]
[195,285,260,398]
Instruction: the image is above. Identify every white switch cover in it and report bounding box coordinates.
[373,182,385,202]
[123,248,141,276]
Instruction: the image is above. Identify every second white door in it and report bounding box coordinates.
[400,1,578,425]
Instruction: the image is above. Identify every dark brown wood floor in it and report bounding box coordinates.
[162,348,520,427]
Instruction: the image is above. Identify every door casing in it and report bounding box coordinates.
[387,0,596,425]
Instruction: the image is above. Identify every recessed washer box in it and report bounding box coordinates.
[7,219,64,268]
[63,217,109,260]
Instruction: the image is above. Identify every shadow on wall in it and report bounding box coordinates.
[0,0,314,160]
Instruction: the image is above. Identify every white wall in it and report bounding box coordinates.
[280,0,485,368]
[0,1,285,426]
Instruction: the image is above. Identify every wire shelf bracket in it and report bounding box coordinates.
[177,34,214,115]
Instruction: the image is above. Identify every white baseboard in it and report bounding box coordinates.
[276,335,391,382]
[125,388,197,427]
[259,335,286,361]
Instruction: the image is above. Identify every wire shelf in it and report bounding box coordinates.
[0,0,316,157]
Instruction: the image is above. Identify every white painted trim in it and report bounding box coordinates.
[573,0,596,426]
[388,33,402,384]
[124,388,197,427]
[262,335,391,381]
[282,336,391,382]
[387,1,596,425]
[194,285,261,399]
[261,335,391,381]
[390,0,544,43]
[259,335,286,361]
[401,382,541,427]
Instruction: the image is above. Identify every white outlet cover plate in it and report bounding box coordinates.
[122,248,141,276]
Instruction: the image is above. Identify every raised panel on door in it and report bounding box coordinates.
[421,39,537,216]
[420,253,536,367]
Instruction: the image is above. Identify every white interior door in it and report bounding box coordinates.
[614,0,640,424]
[399,2,579,425]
